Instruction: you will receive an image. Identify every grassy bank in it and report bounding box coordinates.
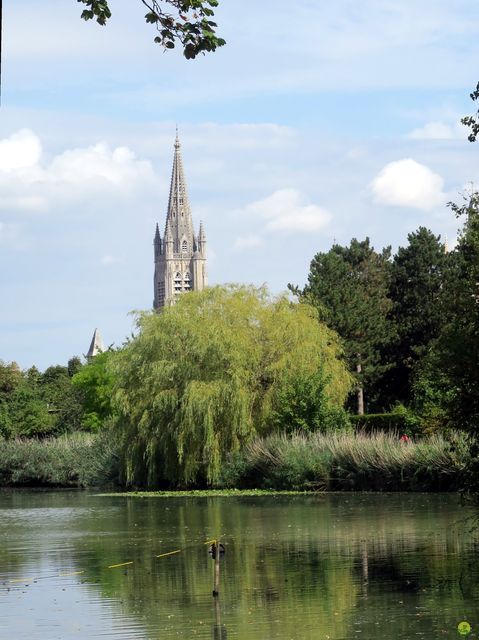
[0,430,469,491]
[0,432,119,488]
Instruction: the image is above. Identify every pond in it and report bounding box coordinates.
[0,491,477,639]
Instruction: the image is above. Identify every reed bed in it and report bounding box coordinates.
[220,431,468,491]
[0,430,468,491]
[0,432,120,487]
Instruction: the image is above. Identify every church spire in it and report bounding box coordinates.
[85,328,105,360]
[166,131,194,252]
[153,131,207,309]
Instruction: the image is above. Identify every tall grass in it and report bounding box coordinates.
[220,431,469,491]
[0,430,468,491]
[0,432,120,487]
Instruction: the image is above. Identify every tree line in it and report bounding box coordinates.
[0,190,477,487]
[290,191,479,437]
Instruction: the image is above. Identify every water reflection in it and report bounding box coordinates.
[213,598,228,640]
[0,491,477,639]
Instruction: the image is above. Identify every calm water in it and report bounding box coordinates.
[0,491,477,639]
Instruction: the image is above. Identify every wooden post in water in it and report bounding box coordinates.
[213,539,220,597]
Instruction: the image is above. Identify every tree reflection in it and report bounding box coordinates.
[1,492,478,639]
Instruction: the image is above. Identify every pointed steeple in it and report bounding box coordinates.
[165,131,194,252]
[154,222,161,257]
[86,328,105,360]
[153,131,207,309]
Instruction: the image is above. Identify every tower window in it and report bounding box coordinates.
[181,240,188,253]
[174,272,182,291]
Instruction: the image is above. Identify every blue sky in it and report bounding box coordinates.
[1,0,478,369]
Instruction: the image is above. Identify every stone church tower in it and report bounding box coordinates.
[153,133,207,309]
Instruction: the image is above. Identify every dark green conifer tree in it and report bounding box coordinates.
[291,239,393,414]
[382,227,448,407]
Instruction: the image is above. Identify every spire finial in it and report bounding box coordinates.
[175,125,180,149]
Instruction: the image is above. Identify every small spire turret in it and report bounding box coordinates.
[164,219,173,256]
[198,220,206,256]
[154,223,162,257]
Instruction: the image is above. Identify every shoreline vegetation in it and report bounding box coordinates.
[0,430,468,492]
[2,193,479,495]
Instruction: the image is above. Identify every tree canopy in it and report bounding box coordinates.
[78,0,225,59]
[434,190,479,431]
[72,351,117,431]
[112,285,351,487]
[0,358,85,438]
[381,228,448,406]
[290,239,393,414]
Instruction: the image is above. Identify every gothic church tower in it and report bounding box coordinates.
[153,133,207,309]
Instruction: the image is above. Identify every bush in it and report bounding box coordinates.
[350,412,408,434]
[269,369,352,435]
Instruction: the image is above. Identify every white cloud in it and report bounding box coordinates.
[0,129,42,171]
[407,121,458,140]
[234,234,263,250]
[49,144,152,186]
[0,130,156,213]
[242,189,332,233]
[371,158,445,211]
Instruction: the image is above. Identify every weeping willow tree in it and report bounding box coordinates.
[112,285,351,487]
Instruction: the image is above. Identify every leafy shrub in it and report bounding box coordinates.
[350,412,407,434]
[270,369,352,435]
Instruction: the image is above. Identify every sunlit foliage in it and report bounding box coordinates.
[112,285,351,487]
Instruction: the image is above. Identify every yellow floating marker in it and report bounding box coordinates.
[59,571,85,578]
[108,561,134,569]
[156,549,181,558]
[9,577,34,583]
